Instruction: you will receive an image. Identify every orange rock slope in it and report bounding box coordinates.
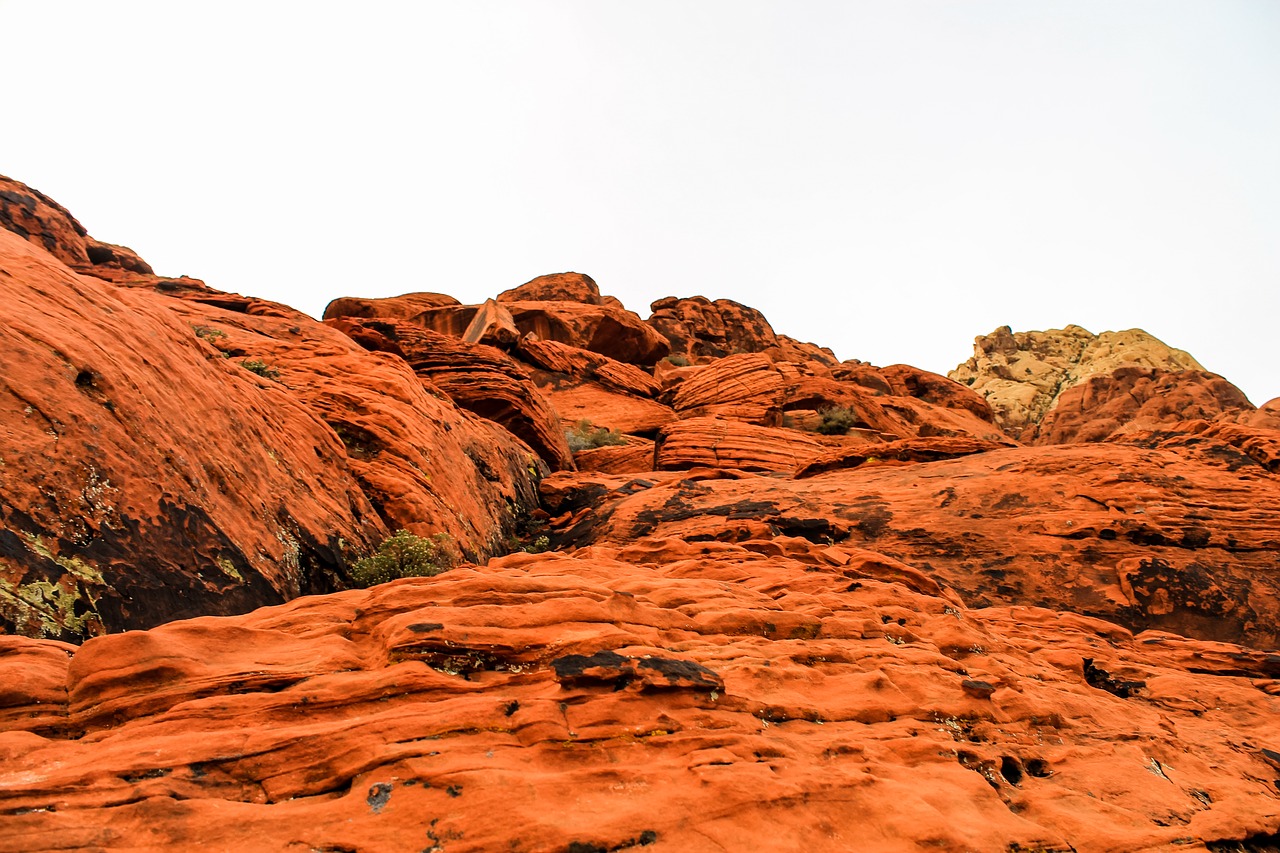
[2,545,1279,852]
[2,175,1279,851]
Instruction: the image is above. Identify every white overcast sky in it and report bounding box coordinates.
[4,1,1277,404]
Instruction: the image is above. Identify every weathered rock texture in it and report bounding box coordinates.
[647,294,837,365]
[547,439,1280,650]
[326,317,573,471]
[2,547,1278,852]
[950,325,1255,443]
[3,177,1279,851]
[329,288,670,367]
[0,192,543,641]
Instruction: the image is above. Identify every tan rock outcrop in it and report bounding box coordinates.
[949,325,1225,440]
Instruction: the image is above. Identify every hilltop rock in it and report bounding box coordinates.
[948,325,1253,441]
[2,548,1279,851]
[648,295,838,366]
[497,271,602,305]
[328,288,670,366]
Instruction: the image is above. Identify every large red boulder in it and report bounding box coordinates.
[0,174,153,276]
[328,317,574,471]
[0,232,541,641]
[497,271,603,305]
[1033,367,1254,444]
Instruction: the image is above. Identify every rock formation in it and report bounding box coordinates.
[2,175,1279,851]
[949,324,1255,443]
[0,175,544,641]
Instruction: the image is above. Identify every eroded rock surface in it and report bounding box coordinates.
[3,178,1279,851]
[1,215,542,641]
[2,547,1278,852]
[548,440,1280,649]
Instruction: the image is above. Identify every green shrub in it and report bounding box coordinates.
[349,530,459,587]
[662,354,690,367]
[523,535,551,554]
[566,419,627,452]
[241,359,282,381]
[815,406,858,436]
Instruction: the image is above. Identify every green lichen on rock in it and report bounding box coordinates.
[215,557,245,583]
[0,535,107,639]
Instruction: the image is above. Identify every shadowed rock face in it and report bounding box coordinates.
[3,178,1280,850]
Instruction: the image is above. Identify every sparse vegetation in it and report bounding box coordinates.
[523,535,551,554]
[566,419,627,452]
[349,530,459,587]
[662,354,690,367]
[193,325,227,341]
[815,406,858,435]
[241,359,282,381]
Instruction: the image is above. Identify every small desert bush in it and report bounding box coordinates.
[662,354,691,367]
[350,530,459,587]
[241,359,281,381]
[815,406,858,436]
[566,419,627,452]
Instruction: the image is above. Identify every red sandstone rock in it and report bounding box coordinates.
[648,295,781,360]
[1032,367,1254,444]
[497,271,603,305]
[461,298,520,348]
[0,636,74,733]
[502,299,671,366]
[671,353,787,424]
[330,289,671,366]
[572,439,657,474]
[0,227,543,640]
[547,384,675,436]
[796,436,1012,479]
[1,548,1278,851]
[517,337,660,399]
[656,416,825,472]
[877,363,997,422]
[322,291,461,321]
[1,175,154,277]
[327,317,573,471]
[558,440,1280,649]
[4,178,1280,852]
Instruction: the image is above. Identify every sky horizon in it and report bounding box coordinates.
[4,1,1276,405]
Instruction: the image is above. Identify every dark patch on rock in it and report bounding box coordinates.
[366,782,392,813]
[1083,658,1145,698]
[552,650,722,692]
[961,679,997,699]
